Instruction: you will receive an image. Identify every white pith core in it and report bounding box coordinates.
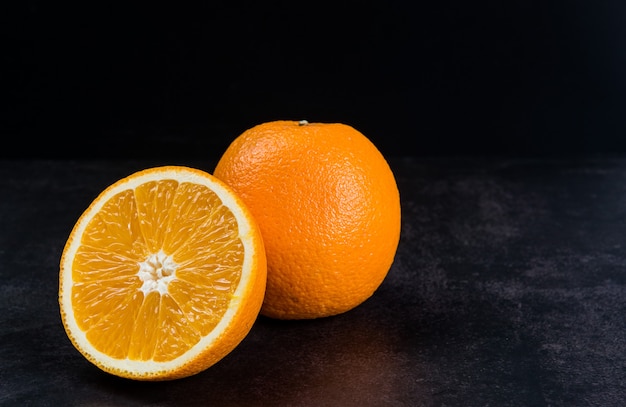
[137,249,178,295]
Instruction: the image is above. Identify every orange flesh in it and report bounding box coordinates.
[71,180,244,362]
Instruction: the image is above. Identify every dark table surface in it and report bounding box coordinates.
[2,155,625,406]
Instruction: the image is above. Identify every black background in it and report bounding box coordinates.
[4,1,626,159]
[3,3,626,405]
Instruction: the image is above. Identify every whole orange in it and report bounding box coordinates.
[213,120,401,319]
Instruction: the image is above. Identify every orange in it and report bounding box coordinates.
[213,120,401,319]
[58,166,266,380]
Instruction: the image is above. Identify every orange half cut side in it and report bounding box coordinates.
[59,166,266,381]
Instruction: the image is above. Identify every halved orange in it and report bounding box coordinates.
[58,166,266,381]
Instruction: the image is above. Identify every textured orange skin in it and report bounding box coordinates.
[214,121,401,319]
